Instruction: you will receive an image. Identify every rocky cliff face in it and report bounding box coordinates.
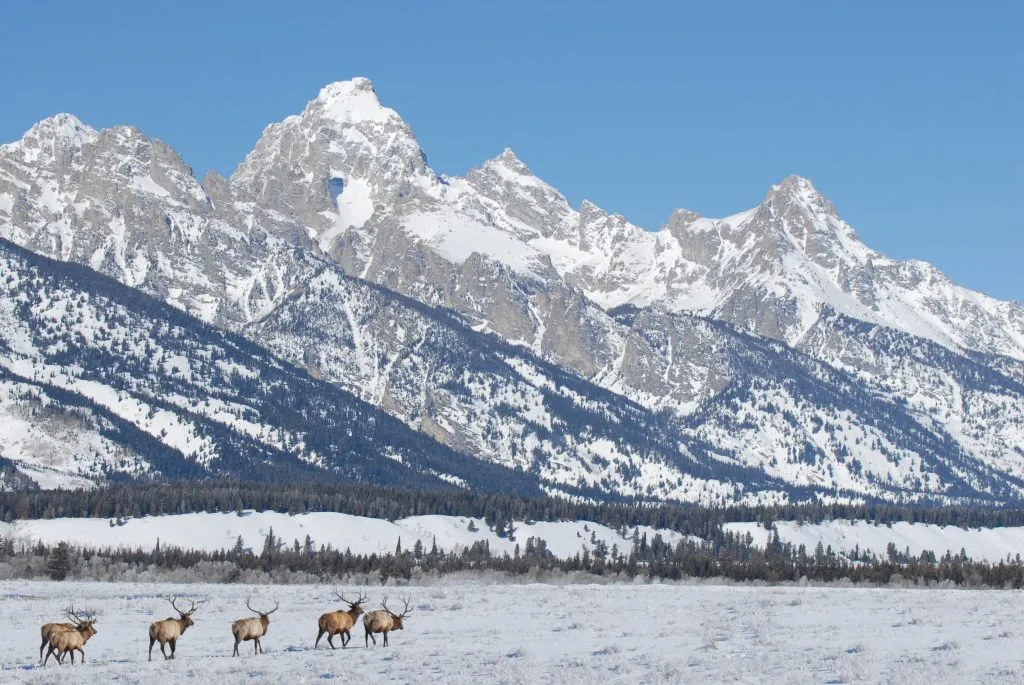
[2,78,1022,504]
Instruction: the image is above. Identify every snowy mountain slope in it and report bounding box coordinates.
[250,270,809,503]
[798,311,1024,482]
[605,307,1024,502]
[1,79,1022,503]
[0,112,322,329]
[0,237,544,494]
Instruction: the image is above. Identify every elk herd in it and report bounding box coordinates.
[37,591,412,667]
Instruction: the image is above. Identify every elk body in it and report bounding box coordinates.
[39,621,75,661]
[314,591,367,649]
[148,597,197,661]
[231,598,278,656]
[363,596,411,647]
[42,608,97,666]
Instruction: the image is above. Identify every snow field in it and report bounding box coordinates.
[2,580,1024,684]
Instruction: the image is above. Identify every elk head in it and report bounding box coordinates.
[335,590,368,617]
[246,597,279,624]
[66,606,98,638]
[167,596,198,628]
[382,596,412,630]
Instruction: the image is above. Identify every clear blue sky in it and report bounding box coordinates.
[2,1,1020,300]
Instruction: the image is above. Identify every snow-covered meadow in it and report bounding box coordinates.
[2,580,1024,684]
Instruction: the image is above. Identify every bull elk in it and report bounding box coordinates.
[39,606,78,662]
[363,596,411,647]
[231,598,279,656]
[148,596,198,661]
[42,607,97,665]
[314,590,367,649]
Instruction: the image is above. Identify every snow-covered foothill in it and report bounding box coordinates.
[1,511,691,560]
[726,519,1024,564]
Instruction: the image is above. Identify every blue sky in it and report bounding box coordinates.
[2,1,1020,300]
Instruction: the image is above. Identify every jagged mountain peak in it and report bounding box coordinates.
[762,174,837,220]
[475,147,560,196]
[488,147,532,174]
[25,113,96,142]
[308,77,399,126]
[1,113,97,160]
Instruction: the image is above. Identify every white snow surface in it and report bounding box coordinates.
[2,580,1024,683]
[1,512,687,561]
[726,520,1024,564]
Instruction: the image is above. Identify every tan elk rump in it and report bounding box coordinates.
[149,596,198,661]
[42,607,97,666]
[232,598,279,656]
[314,590,367,649]
[363,596,411,647]
[39,618,76,662]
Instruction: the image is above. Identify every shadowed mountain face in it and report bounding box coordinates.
[2,80,1023,504]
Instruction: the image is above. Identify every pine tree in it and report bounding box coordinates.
[262,527,278,559]
[46,542,72,581]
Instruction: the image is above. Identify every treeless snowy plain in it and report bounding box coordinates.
[2,580,1024,684]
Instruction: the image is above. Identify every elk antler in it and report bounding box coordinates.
[66,605,97,626]
[339,590,368,607]
[246,597,279,615]
[382,595,411,617]
[65,605,84,627]
[398,596,412,618]
[168,596,197,617]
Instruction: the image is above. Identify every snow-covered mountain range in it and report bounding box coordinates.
[1,78,1022,503]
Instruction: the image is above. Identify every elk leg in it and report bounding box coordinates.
[327,633,336,649]
[40,636,48,662]
[254,637,259,655]
[383,630,389,647]
[341,629,349,648]
[366,630,376,647]
[233,637,240,656]
[315,629,325,649]
[149,637,156,661]
[160,641,169,660]
[78,647,85,663]
[169,638,177,659]
[69,650,75,665]
[43,645,54,666]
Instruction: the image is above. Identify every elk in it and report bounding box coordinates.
[148,596,198,661]
[231,597,279,656]
[314,590,367,649]
[42,607,97,665]
[363,596,411,647]
[39,608,77,662]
